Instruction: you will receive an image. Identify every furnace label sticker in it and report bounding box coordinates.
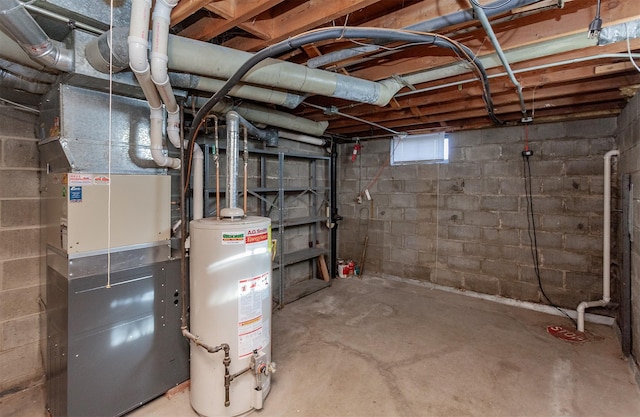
[69,186,82,203]
[68,174,93,186]
[222,232,244,245]
[237,273,269,358]
[93,175,110,185]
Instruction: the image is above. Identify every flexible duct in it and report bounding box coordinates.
[576,149,619,332]
[0,0,73,72]
[278,130,326,146]
[0,68,49,93]
[168,73,305,109]
[186,95,328,137]
[471,1,528,119]
[307,0,546,68]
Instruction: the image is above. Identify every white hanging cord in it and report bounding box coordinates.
[106,0,114,288]
[627,23,640,73]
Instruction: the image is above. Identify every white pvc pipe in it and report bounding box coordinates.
[129,0,179,169]
[576,149,619,332]
[278,130,326,146]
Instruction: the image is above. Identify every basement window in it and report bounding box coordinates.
[390,132,449,165]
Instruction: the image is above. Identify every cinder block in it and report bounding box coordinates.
[564,234,601,255]
[377,207,403,221]
[525,196,564,215]
[463,242,503,259]
[0,199,39,227]
[483,161,522,178]
[0,285,39,322]
[565,160,602,176]
[499,280,541,303]
[403,179,435,193]
[448,224,481,241]
[417,250,436,266]
[403,264,431,281]
[0,109,37,138]
[1,256,40,290]
[541,214,590,234]
[538,286,586,309]
[0,341,43,393]
[499,212,535,230]
[590,136,617,155]
[481,228,520,245]
[481,260,518,280]
[390,221,417,236]
[436,239,464,255]
[0,170,40,199]
[543,139,590,158]
[462,211,499,227]
[403,207,435,222]
[389,165,419,180]
[416,222,437,236]
[502,245,534,264]
[439,178,465,194]
[464,144,501,161]
[463,273,499,295]
[521,231,563,250]
[376,179,403,193]
[432,268,463,288]
[2,139,39,169]
[565,117,616,139]
[480,195,519,211]
[390,193,416,208]
[1,313,41,351]
[460,178,500,194]
[437,209,463,224]
[539,249,591,272]
[447,255,481,272]
[0,229,40,261]
[439,162,481,179]
[565,272,602,294]
[519,266,564,288]
[563,196,602,214]
[445,195,479,211]
[405,235,433,251]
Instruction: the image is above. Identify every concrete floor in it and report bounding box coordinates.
[128,275,640,417]
[4,275,640,416]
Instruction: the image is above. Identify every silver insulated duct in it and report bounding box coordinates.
[0,0,73,71]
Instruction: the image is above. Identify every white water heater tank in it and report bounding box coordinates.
[189,216,273,416]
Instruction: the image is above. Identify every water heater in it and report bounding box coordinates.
[189,216,274,416]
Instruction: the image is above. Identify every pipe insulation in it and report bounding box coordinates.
[307,0,547,68]
[187,26,501,151]
[471,1,528,119]
[85,28,308,110]
[186,95,328,137]
[576,149,619,333]
[0,0,73,72]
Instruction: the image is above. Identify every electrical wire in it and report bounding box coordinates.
[522,139,577,326]
[470,0,515,10]
[627,23,640,73]
[184,27,502,193]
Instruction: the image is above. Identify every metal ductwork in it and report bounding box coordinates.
[0,0,73,71]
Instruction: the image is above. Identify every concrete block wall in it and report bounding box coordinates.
[338,118,617,310]
[0,106,44,396]
[617,91,640,363]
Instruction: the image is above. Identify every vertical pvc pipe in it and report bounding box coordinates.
[576,149,619,332]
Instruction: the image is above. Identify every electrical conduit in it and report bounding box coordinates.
[576,149,619,332]
[470,1,528,120]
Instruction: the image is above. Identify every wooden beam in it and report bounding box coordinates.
[223,0,381,52]
[178,0,283,41]
[171,0,211,26]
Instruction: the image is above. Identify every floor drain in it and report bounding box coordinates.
[546,325,588,343]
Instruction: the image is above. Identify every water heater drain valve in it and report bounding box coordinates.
[250,350,276,410]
